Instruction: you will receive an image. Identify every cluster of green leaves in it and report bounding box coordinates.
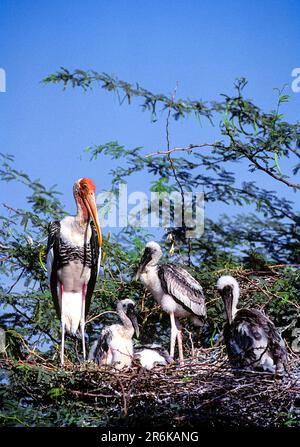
[43,68,213,123]
[0,364,106,427]
[44,71,300,190]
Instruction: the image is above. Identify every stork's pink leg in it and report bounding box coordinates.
[169,312,177,359]
[60,284,65,367]
[175,318,184,366]
[80,284,87,361]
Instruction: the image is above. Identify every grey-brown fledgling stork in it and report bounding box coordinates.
[135,241,207,365]
[46,178,102,367]
[88,299,139,369]
[217,275,288,374]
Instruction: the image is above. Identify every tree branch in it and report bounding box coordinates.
[145,143,222,158]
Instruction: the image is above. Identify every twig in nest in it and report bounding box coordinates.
[117,378,128,416]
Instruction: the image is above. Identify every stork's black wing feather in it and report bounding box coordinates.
[224,308,287,369]
[85,221,100,318]
[46,221,61,318]
[158,264,206,317]
[92,327,112,365]
[223,319,256,368]
[247,309,288,368]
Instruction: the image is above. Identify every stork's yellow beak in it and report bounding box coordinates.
[84,192,102,247]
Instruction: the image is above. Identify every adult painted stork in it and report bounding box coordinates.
[134,343,172,370]
[217,275,288,374]
[88,299,139,369]
[46,178,102,367]
[135,241,207,365]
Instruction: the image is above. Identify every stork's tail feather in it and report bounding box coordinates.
[61,291,82,335]
[216,275,240,292]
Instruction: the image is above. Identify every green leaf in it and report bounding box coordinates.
[274,152,283,175]
[181,376,193,383]
[278,94,289,104]
[48,387,65,398]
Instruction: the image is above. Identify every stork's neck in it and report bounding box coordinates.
[117,304,133,330]
[231,302,238,320]
[231,283,239,319]
[75,194,90,226]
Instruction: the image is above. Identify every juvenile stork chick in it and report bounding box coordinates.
[88,299,139,370]
[217,275,288,374]
[134,344,173,370]
[136,241,206,365]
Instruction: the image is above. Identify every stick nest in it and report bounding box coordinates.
[1,348,300,428]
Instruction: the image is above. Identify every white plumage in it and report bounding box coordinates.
[134,344,172,370]
[217,275,240,294]
[217,275,240,320]
[61,292,82,334]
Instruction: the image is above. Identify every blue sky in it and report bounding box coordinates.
[0,0,299,234]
